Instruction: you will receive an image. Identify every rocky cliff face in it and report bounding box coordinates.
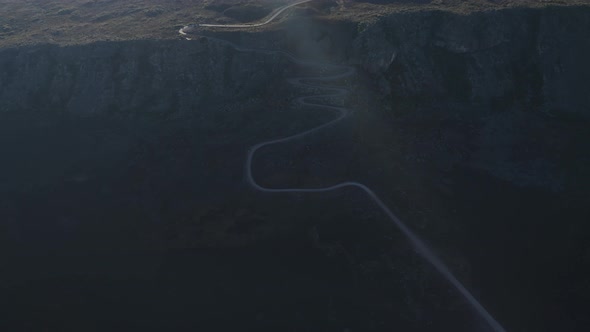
[349,5,590,194]
[0,37,299,256]
[0,38,288,115]
[346,7,590,331]
[354,5,590,117]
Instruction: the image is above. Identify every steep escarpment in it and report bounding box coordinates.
[355,6,590,117]
[1,32,478,331]
[0,39,288,115]
[344,6,590,331]
[0,38,304,255]
[350,5,590,192]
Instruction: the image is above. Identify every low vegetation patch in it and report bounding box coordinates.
[0,0,589,48]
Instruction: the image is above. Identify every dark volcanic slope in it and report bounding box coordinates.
[1,2,589,332]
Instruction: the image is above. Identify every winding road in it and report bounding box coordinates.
[180,1,506,331]
[200,0,313,28]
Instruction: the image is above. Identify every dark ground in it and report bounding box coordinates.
[1,103,493,331]
[2,28,590,331]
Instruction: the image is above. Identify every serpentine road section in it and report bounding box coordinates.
[199,0,312,28]
[180,1,506,331]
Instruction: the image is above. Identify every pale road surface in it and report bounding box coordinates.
[180,1,507,331]
[199,0,313,28]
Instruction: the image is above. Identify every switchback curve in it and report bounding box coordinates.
[179,4,506,330]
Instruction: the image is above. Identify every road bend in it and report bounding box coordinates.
[179,1,507,330]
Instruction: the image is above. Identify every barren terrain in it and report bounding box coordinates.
[2,0,590,47]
